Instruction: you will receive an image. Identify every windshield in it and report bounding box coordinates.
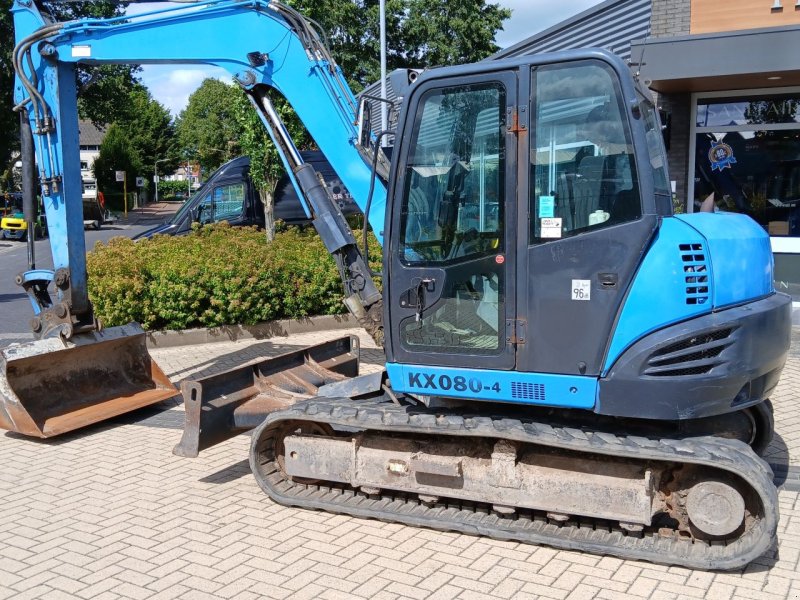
[2,193,23,213]
[170,183,209,223]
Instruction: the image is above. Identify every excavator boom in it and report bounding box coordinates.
[3,0,386,436]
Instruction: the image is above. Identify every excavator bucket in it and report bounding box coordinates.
[0,324,177,438]
[173,335,359,458]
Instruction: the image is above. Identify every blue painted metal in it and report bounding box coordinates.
[676,213,773,309]
[605,213,777,373]
[14,0,386,244]
[386,363,597,409]
[603,217,714,373]
[13,2,88,314]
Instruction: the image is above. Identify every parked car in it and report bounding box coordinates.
[1,192,47,241]
[134,152,360,240]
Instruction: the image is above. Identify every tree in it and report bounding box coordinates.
[0,0,17,186]
[116,86,178,186]
[78,65,144,126]
[286,0,511,91]
[0,0,136,186]
[92,123,139,200]
[175,79,242,174]
[230,85,313,240]
[222,0,510,238]
[92,84,176,201]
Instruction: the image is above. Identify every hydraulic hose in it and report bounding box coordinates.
[362,130,392,278]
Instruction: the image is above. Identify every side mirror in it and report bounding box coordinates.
[357,98,372,149]
[659,109,672,151]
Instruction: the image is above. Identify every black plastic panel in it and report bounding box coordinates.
[516,215,657,376]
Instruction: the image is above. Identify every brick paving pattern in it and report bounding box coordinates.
[1,327,799,600]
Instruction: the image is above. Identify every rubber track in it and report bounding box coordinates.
[249,398,779,570]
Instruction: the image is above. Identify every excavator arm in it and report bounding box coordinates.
[12,0,387,339]
[2,0,389,438]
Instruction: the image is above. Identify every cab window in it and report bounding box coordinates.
[530,61,641,243]
[213,182,246,222]
[399,82,505,264]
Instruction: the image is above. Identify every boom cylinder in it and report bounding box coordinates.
[19,110,37,269]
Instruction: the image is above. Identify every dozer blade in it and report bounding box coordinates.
[0,324,177,438]
[173,335,359,458]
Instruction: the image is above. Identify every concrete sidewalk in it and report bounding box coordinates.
[0,327,798,600]
[117,201,182,227]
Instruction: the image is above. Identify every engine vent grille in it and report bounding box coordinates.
[511,382,546,401]
[679,243,709,305]
[644,327,734,377]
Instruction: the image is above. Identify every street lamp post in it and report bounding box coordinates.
[154,158,170,202]
[379,0,387,144]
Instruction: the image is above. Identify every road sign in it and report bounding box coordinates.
[115,170,125,182]
[136,177,144,187]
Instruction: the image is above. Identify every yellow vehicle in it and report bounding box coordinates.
[0,193,46,241]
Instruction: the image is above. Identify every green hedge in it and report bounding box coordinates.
[156,180,191,201]
[87,223,381,330]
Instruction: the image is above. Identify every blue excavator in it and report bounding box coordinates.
[1,0,791,569]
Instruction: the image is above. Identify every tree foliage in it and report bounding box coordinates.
[229,85,314,238]
[120,86,177,182]
[0,0,17,185]
[286,0,511,91]
[175,79,242,173]
[93,86,176,196]
[223,0,509,236]
[0,1,138,183]
[77,65,143,126]
[93,123,138,193]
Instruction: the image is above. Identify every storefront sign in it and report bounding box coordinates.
[708,140,737,172]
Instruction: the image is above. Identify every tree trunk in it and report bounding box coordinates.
[258,185,275,241]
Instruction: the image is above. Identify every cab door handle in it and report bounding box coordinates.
[598,273,618,288]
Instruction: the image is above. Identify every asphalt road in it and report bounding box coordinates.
[0,222,154,344]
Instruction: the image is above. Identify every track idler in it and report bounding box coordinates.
[0,324,177,438]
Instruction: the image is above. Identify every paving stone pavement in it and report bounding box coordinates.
[0,327,799,600]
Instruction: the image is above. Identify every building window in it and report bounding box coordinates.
[692,94,800,231]
[691,90,800,301]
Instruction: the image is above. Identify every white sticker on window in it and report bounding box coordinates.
[541,217,562,238]
[71,45,91,58]
[572,279,591,301]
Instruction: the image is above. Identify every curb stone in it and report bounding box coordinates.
[145,313,355,348]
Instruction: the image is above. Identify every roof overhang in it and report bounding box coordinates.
[630,26,800,93]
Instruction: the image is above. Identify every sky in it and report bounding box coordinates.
[129,0,606,116]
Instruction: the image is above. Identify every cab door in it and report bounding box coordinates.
[386,71,518,370]
[517,59,659,376]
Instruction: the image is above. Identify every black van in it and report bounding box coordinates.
[134,152,359,240]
